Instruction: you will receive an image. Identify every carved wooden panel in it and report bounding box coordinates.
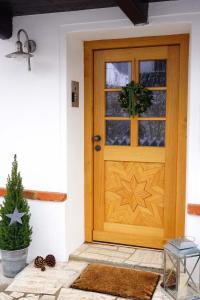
[105,161,165,228]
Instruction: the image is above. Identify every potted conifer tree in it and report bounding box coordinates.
[0,155,32,278]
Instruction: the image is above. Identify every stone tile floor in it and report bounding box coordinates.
[0,243,172,300]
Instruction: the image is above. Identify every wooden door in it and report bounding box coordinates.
[93,45,181,249]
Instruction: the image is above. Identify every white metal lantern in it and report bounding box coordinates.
[164,238,200,300]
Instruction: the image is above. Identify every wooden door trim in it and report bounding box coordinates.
[84,34,189,244]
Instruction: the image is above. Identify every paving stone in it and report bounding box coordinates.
[117,246,136,254]
[6,261,87,295]
[102,256,126,264]
[73,244,89,254]
[123,260,138,266]
[79,252,108,261]
[64,261,88,273]
[126,249,163,268]
[79,252,125,264]
[6,277,61,296]
[152,290,172,300]
[0,293,13,300]
[57,288,116,300]
[20,296,39,300]
[40,296,55,300]
[90,244,118,251]
[151,280,172,300]
[85,247,131,259]
[5,260,88,295]
[10,292,24,299]
[71,249,82,256]
[62,272,83,289]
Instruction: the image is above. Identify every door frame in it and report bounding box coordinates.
[84,34,189,245]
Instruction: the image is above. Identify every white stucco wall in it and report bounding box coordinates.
[0,0,200,261]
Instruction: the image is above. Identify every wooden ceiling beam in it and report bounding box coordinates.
[116,0,149,25]
[0,5,13,39]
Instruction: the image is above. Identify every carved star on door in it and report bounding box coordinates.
[116,175,152,212]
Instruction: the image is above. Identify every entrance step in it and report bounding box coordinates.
[69,243,163,274]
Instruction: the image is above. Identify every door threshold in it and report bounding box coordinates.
[92,241,162,251]
[69,242,163,273]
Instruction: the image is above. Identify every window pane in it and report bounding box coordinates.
[139,60,166,87]
[106,120,130,145]
[106,62,131,88]
[139,121,165,147]
[106,92,129,117]
[140,91,166,117]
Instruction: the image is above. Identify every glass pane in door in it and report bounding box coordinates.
[106,62,131,88]
[139,121,165,147]
[106,120,130,145]
[139,60,166,87]
[106,92,129,117]
[140,91,166,117]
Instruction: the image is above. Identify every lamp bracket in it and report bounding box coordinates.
[24,40,36,53]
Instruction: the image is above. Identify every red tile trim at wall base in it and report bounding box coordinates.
[188,204,200,216]
[0,188,67,202]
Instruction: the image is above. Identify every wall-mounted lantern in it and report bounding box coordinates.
[6,29,36,71]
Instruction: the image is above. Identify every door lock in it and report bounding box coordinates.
[95,145,101,152]
[92,135,101,142]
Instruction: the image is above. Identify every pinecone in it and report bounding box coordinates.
[34,256,45,268]
[45,254,56,267]
[161,270,176,289]
[41,265,46,272]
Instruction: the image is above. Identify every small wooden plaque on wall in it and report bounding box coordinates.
[71,81,79,107]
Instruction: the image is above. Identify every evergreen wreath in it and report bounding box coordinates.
[118,81,153,117]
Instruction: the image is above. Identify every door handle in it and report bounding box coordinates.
[92,135,101,142]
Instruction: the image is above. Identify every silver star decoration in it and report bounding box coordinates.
[6,208,25,225]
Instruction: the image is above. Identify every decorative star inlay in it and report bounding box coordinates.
[116,175,151,212]
[6,207,25,225]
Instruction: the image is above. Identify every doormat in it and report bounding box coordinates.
[71,264,160,300]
